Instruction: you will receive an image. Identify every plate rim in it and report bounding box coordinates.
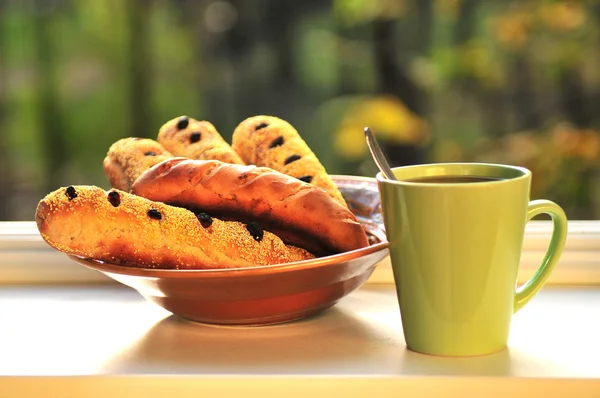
[67,241,388,279]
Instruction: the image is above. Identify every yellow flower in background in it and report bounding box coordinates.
[541,2,586,32]
[334,95,429,160]
[493,12,531,50]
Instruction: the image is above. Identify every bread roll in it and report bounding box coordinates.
[103,137,173,191]
[131,158,369,256]
[231,115,346,206]
[158,116,244,164]
[35,185,314,269]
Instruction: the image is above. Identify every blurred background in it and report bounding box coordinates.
[1,0,599,221]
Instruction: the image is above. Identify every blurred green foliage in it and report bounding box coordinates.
[1,0,600,220]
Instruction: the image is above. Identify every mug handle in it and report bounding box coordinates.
[514,199,568,313]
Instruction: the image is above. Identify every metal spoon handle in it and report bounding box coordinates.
[364,127,396,180]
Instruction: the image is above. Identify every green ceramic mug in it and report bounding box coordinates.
[376,163,568,356]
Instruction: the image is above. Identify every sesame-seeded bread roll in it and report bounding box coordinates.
[103,137,173,191]
[157,116,244,165]
[35,185,314,270]
[131,158,369,256]
[231,115,347,207]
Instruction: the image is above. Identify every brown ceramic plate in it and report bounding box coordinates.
[67,175,389,326]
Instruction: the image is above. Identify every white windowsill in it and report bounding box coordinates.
[0,284,599,397]
[0,221,599,396]
[1,220,599,285]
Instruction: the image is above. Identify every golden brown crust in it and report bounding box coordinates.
[35,185,314,270]
[157,116,244,165]
[131,158,369,256]
[231,115,347,207]
[103,138,173,191]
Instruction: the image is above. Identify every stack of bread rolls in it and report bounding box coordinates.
[35,115,370,270]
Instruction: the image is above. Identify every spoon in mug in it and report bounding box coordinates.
[364,127,397,180]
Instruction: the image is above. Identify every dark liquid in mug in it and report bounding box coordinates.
[405,175,505,184]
